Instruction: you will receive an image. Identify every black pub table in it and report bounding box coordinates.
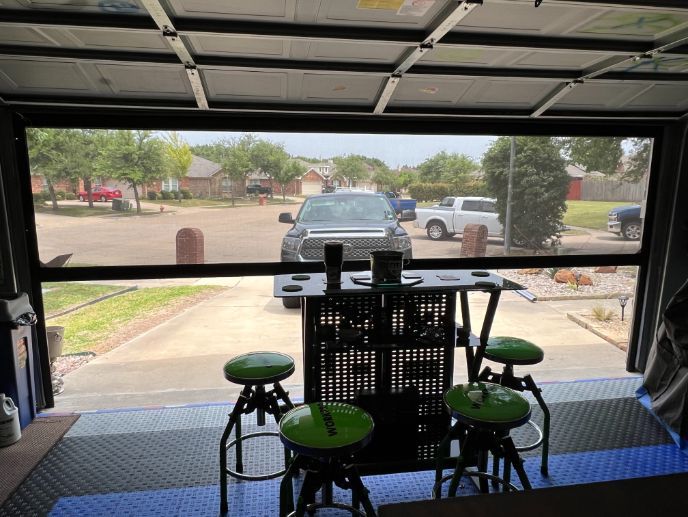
[274,270,524,474]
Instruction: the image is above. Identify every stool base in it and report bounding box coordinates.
[220,382,294,515]
[434,422,532,499]
[280,454,376,517]
[479,365,550,476]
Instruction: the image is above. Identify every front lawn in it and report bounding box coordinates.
[563,200,626,231]
[50,285,222,355]
[35,205,156,217]
[155,197,299,207]
[42,282,122,316]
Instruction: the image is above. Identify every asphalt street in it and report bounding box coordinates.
[35,200,639,266]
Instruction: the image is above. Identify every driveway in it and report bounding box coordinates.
[52,275,635,412]
[35,202,638,266]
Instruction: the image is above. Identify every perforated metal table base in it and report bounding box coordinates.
[2,377,687,517]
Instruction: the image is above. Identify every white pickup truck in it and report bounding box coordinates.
[414,196,503,240]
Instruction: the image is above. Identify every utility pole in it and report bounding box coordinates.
[504,136,515,254]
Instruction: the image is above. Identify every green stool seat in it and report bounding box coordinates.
[434,381,533,499]
[223,351,295,384]
[220,352,295,515]
[483,337,544,365]
[445,382,532,430]
[280,402,374,458]
[279,403,377,516]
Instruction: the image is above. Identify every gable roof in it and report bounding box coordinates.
[188,155,223,178]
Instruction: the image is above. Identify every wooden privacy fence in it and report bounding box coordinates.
[581,177,644,202]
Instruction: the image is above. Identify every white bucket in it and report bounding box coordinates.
[46,326,65,361]
[0,393,21,447]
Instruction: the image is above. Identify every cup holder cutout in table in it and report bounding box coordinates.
[471,271,490,277]
[291,274,311,281]
[282,284,303,292]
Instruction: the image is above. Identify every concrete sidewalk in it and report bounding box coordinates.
[51,277,634,412]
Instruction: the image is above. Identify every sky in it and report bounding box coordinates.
[179,131,496,168]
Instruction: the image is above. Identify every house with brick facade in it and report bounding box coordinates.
[147,155,243,199]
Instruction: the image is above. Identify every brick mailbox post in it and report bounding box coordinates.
[460,224,488,257]
[176,228,204,264]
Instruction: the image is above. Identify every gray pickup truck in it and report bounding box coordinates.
[278,192,415,307]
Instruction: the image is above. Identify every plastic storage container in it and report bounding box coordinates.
[0,393,21,446]
[0,293,37,429]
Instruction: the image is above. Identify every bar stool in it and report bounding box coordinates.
[433,382,533,498]
[279,402,377,517]
[478,336,550,475]
[219,351,296,515]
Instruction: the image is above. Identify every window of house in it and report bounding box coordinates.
[162,178,179,192]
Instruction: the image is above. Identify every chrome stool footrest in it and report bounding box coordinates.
[225,430,287,481]
[514,419,544,453]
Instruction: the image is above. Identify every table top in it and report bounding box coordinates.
[274,270,524,298]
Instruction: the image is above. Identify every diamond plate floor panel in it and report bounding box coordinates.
[521,376,642,404]
[2,377,687,517]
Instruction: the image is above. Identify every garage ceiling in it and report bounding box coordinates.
[0,0,687,119]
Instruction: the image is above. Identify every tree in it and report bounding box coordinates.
[27,128,101,210]
[560,137,624,175]
[250,140,289,198]
[372,167,396,191]
[272,160,304,201]
[97,130,165,213]
[77,130,109,208]
[417,152,478,191]
[333,155,368,187]
[483,136,569,249]
[164,132,193,195]
[220,134,257,207]
[623,138,652,182]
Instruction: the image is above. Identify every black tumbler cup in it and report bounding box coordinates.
[324,241,344,286]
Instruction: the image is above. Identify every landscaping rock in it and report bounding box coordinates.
[554,269,593,286]
[517,268,543,275]
[554,269,575,283]
[500,266,635,300]
[579,274,593,286]
[595,266,618,273]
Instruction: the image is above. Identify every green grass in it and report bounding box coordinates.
[155,198,231,207]
[42,282,122,315]
[50,286,220,355]
[35,205,156,217]
[563,201,626,231]
[155,197,299,208]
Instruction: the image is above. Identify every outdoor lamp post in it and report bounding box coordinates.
[618,295,629,321]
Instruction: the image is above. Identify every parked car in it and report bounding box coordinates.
[414,196,502,240]
[78,186,122,202]
[246,185,272,195]
[379,191,417,214]
[608,204,642,241]
[278,192,415,308]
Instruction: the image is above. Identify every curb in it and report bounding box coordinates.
[536,292,634,301]
[566,312,628,351]
[45,285,138,320]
